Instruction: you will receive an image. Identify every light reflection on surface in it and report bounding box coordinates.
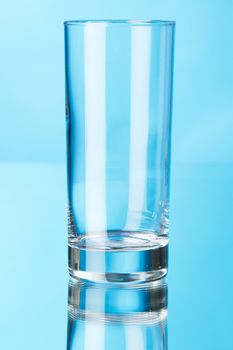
[67,278,167,350]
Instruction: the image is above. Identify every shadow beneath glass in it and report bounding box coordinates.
[67,278,167,350]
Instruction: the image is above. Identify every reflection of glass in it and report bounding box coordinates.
[64,20,175,283]
[67,278,167,349]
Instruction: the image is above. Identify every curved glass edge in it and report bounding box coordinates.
[64,19,176,27]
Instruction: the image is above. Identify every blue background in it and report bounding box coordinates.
[1,0,232,163]
[0,1,232,349]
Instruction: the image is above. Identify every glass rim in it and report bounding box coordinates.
[64,19,175,27]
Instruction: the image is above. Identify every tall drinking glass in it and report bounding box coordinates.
[64,19,175,283]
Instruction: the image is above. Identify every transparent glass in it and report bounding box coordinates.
[67,278,167,350]
[64,19,175,283]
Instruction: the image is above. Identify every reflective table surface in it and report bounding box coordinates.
[1,163,233,349]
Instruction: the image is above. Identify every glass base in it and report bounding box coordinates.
[68,232,168,283]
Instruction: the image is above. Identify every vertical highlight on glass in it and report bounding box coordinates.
[64,20,175,283]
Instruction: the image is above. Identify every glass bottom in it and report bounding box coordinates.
[68,232,168,283]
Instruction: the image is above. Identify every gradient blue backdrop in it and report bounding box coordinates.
[0,1,232,350]
[1,0,232,163]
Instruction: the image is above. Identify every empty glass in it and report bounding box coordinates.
[64,20,175,283]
